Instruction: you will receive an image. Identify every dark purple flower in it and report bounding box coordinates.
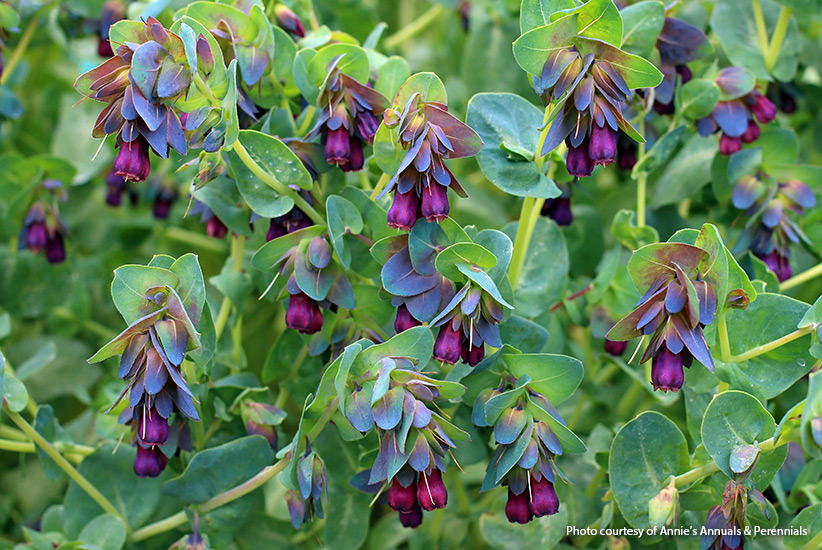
[589,124,618,166]
[134,445,167,477]
[461,341,485,367]
[267,218,287,242]
[420,183,450,223]
[342,135,364,173]
[286,292,323,334]
[459,1,471,31]
[115,136,151,182]
[325,127,351,168]
[740,120,760,144]
[45,231,66,264]
[21,205,49,252]
[105,170,127,206]
[206,216,228,239]
[758,250,791,282]
[417,469,447,511]
[246,419,278,450]
[274,4,305,38]
[433,323,463,365]
[98,1,123,58]
[505,489,533,524]
[719,134,742,156]
[138,408,169,445]
[651,347,685,393]
[604,339,627,357]
[389,478,418,513]
[387,191,420,231]
[395,304,422,333]
[399,505,423,528]
[750,91,777,124]
[530,477,559,517]
[676,64,692,84]
[153,187,176,219]
[541,196,573,226]
[566,139,593,177]
[617,136,638,171]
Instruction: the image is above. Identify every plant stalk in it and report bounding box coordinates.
[214,234,246,341]
[751,0,770,59]
[0,15,38,87]
[780,262,822,291]
[383,4,448,50]
[765,7,792,72]
[717,311,732,363]
[729,324,816,363]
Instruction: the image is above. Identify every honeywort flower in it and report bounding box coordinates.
[152,186,177,219]
[19,202,68,264]
[650,16,709,115]
[242,402,285,450]
[607,243,718,392]
[380,91,482,229]
[732,176,815,282]
[98,0,124,57]
[274,5,305,38]
[307,56,389,171]
[287,444,327,528]
[541,186,573,226]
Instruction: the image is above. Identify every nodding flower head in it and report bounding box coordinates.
[416,469,447,511]
[286,292,324,334]
[134,444,167,477]
[433,323,463,365]
[274,4,305,38]
[115,136,152,183]
[399,506,423,528]
[137,407,169,446]
[389,478,418,513]
[604,339,628,357]
[394,303,422,334]
[505,488,533,524]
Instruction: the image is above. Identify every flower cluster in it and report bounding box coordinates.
[348,355,468,528]
[474,377,566,524]
[380,91,482,230]
[307,57,388,172]
[286,443,327,529]
[74,17,203,182]
[88,255,206,477]
[242,401,285,450]
[649,16,709,115]
[697,69,777,156]
[607,243,718,392]
[19,180,68,264]
[732,176,815,282]
[431,282,508,367]
[533,48,639,177]
[702,505,745,550]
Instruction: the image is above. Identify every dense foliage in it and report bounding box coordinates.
[1,0,822,549]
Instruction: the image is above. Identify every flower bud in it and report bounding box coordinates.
[395,304,422,333]
[741,120,760,144]
[566,139,593,177]
[719,133,742,156]
[417,469,447,511]
[604,339,627,356]
[758,250,791,282]
[342,136,364,173]
[286,292,323,334]
[530,477,560,517]
[651,347,685,392]
[589,124,617,166]
[134,445,167,477]
[505,489,533,524]
[433,323,463,364]
[196,34,216,75]
[648,478,677,527]
[45,231,66,264]
[274,5,305,38]
[206,216,228,239]
[751,91,777,124]
[399,505,423,528]
[246,419,278,450]
[420,183,450,223]
[138,408,169,445]
[356,110,380,144]
[115,136,151,182]
[389,478,418,513]
[387,190,420,231]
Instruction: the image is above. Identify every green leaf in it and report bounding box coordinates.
[326,195,363,269]
[2,370,27,413]
[574,37,663,89]
[619,1,665,58]
[466,93,561,199]
[479,507,568,550]
[609,412,690,529]
[785,503,822,550]
[553,0,623,47]
[111,265,179,325]
[502,353,583,405]
[77,514,127,550]
[651,134,717,208]
[170,253,207,325]
[394,72,447,107]
[701,391,787,490]
[234,130,313,193]
[503,217,568,318]
[435,243,497,281]
[610,209,659,250]
[526,394,586,453]
[162,435,274,503]
[678,79,721,120]
[457,263,514,310]
[310,44,370,86]
[512,14,580,77]
[251,225,326,271]
[194,176,252,237]
[520,0,576,33]
[718,294,812,400]
[711,0,799,81]
[375,56,411,101]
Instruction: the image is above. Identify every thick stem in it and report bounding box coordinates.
[765,7,792,72]
[729,324,816,363]
[0,15,38,87]
[508,196,537,289]
[636,118,648,228]
[370,173,391,200]
[717,310,732,363]
[674,435,779,488]
[751,0,770,58]
[230,141,326,226]
[383,4,448,50]
[780,261,822,291]
[5,409,122,520]
[161,226,228,254]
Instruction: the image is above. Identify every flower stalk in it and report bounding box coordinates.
[383,4,448,50]
[0,15,38,86]
[765,7,792,72]
[729,323,816,363]
[780,261,822,291]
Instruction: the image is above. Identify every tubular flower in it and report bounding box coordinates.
[74,17,207,181]
[152,186,177,219]
[649,16,709,115]
[379,90,482,230]
[347,356,467,528]
[19,198,69,265]
[541,186,573,226]
[697,69,777,156]
[189,200,231,239]
[732,175,815,282]
[431,283,510,367]
[274,4,305,39]
[307,57,389,171]
[474,378,567,524]
[607,239,722,393]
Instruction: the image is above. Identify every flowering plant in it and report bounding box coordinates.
[1,0,822,548]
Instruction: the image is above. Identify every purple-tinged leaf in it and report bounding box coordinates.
[657,16,712,65]
[732,176,767,210]
[345,384,375,433]
[412,400,432,428]
[156,57,191,98]
[714,66,755,101]
[373,386,404,430]
[408,433,431,472]
[664,280,686,314]
[494,407,527,445]
[761,199,783,229]
[712,100,748,138]
[423,104,483,159]
[694,279,718,326]
[143,346,169,395]
[382,247,441,297]
[627,242,706,292]
[729,444,759,474]
[308,237,332,269]
[131,41,167,100]
[518,437,539,469]
[671,314,713,371]
[495,422,534,483]
[298,453,314,499]
[155,319,188,366]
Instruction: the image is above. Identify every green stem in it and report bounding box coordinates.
[161,226,228,254]
[803,529,822,550]
[729,324,816,363]
[751,0,770,59]
[616,383,643,419]
[765,7,792,72]
[508,197,536,288]
[5,409,122,521]
[673,435,779,488]
[636,119,647,228]
[383,4,448,50]
[230,140,326,226]
[370,173,391,200]
[297,105,316,137]
[780,261,822,291]
[0,438,35,453]
[717,311,732,363]
[0,15,38,87]
[214,235,246,341]
[130,398,338,542]
[0,425,27,441]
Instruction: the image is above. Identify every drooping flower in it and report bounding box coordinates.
[649,16,709,115]
[307,57,389,171]
[152,186,177,219]
[274,4,305,39]
[242,402,285,450]
[541,186,573,226]
[19,198,68,265]
[98,0,124,57]
[286,291,324,334]
[603,339,627,357]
